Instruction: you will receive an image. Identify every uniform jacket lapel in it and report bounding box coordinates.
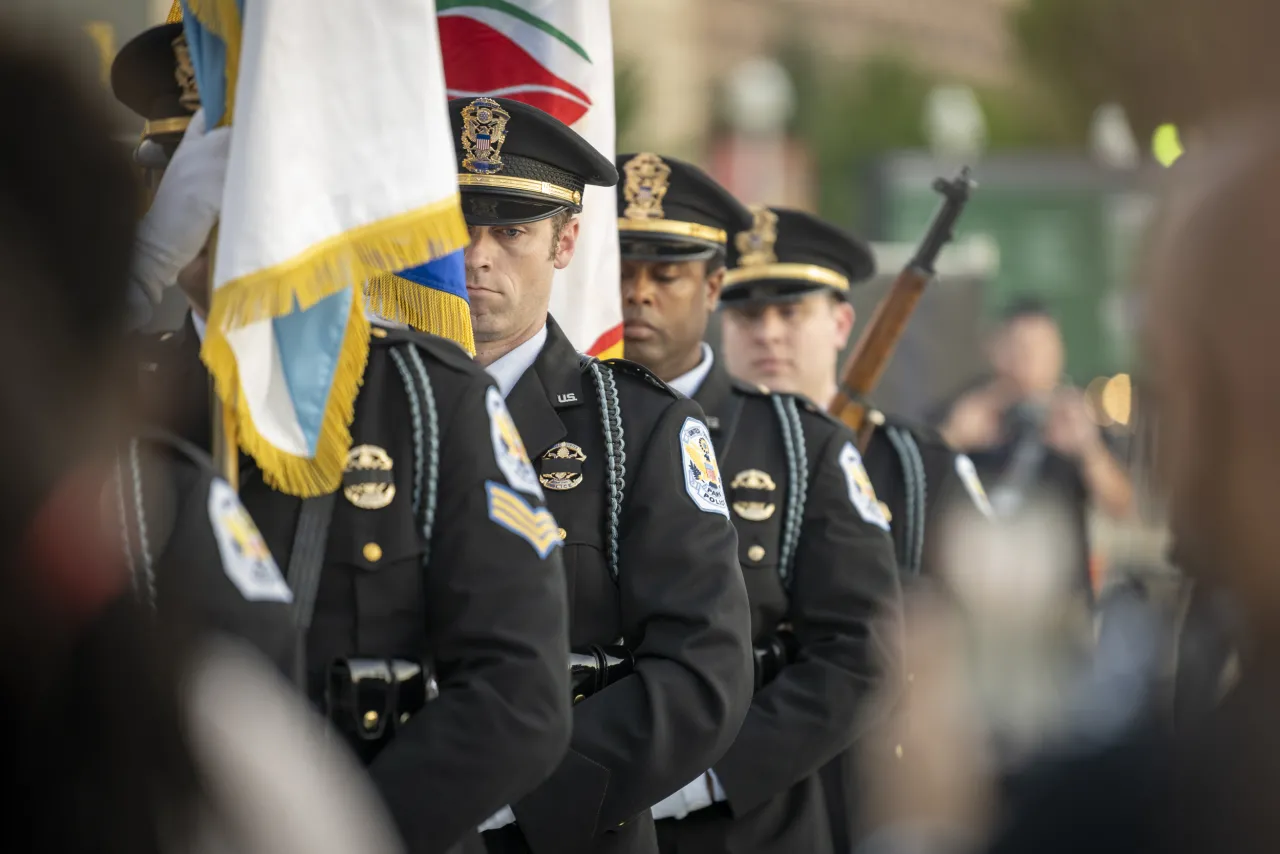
[504,316,586,458]
[694,359,746,459]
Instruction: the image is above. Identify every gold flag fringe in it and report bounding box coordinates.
[166,1,183,23]
[181,0,242,125]
[364,275,476,355]
[200,289,371,498]
[207,196,469,334]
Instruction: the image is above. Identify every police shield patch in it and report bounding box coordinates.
[485,481,562,559]
[680,417,729,517]
[487,386,543,498]
[207,479,292,603]
[955,454,995,519]
[838,442,890,531]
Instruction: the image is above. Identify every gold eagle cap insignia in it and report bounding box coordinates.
[461,97,510,175]
[622,152,672,219]
[735,205,778,267]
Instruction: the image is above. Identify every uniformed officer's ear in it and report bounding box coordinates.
[833,298,856,349]
[551,215,580,270]
[705,264,725,312]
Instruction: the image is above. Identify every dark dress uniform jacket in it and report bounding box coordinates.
[484,318,754,854]
[648,361,900,854]
[141,319,574,854]
[117,431,295,673]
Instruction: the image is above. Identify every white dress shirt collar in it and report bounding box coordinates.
[667,343,714,399]
[485,324,549,398]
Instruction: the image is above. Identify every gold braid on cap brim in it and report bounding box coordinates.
[617,218,727,245]
[723,263,850,291]
[457,174,582,206]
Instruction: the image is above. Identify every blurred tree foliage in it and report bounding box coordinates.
[1013,0,1280,142]
[778,41,1079,233]
[614,57,644,151]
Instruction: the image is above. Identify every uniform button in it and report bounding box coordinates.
[558,527,567,541]
[160,331,174,342]
[869,409,886,426]
[363,710,379,730]
[370,326,388,338]
[573,694,586,705]
[363,542,383,562]
[400,712,411,724]
[747,544,766,563]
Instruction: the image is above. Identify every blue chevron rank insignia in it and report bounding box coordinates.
[485,481,563,559]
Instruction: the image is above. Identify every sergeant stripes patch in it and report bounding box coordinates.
[485,481,563,559]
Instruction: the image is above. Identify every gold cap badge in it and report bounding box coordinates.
[539,442,586,491]
[730,469,777,522]
[461,97,510,175]
[622,153,672,220]
[172,33,200,113]
[735,205,778,267]
[344,444,396,510]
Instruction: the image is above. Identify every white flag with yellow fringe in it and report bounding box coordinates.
[179,0,469,497]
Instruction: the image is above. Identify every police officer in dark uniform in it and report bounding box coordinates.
[716,206,993,853]
[611,153,903,854]
[113,25,576,854]
[449,97,754,854]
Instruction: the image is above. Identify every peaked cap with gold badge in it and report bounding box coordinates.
[722,207,876,305]
[615,153,753,262]
[111,22,201,166]
[448,96,617,226]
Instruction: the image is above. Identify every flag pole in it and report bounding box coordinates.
[206,223,239,491]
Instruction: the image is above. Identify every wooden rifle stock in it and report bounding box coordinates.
[829,167,976,449]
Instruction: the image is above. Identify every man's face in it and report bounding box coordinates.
[721,291,854,402]
[464,214,579,344]
[620,258,721,380]
[989,315,1065,398]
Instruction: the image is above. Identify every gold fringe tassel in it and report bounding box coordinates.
[208,196,469,333]
[166,1,183,23]
[199,288,371,498]
[364,275,476,355]
[182,0,242,124]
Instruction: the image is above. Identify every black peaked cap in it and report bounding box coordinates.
[722,207,876,304]
[614,152,752,261]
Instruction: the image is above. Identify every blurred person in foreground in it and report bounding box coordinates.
[718,206,995,852]
[115,22,576,854]
[0,23,402,854]
[857,115,1280,854]
[614,153,902,854]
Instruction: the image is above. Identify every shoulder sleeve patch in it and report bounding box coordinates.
[838,441,891,531]
[679,416,730,517]
[207,479,293,603]
[955,454,995,519]
[487,386,544,499]
[485,481,562,559]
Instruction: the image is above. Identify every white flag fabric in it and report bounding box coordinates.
[182,0,468,496]
[440,0,623,358]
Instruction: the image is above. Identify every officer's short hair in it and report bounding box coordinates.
[548,209,574,260]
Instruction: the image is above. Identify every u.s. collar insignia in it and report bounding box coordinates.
[461,97,510,175]
[838,441,890,531]
[172,33,201,113]
[622,152,672,220]
[344,444,396,510]
[680,417,729,517]
[735,205,779,267]
[730,469,777,522]
[540,442,586,491]
[487,387,543,498]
